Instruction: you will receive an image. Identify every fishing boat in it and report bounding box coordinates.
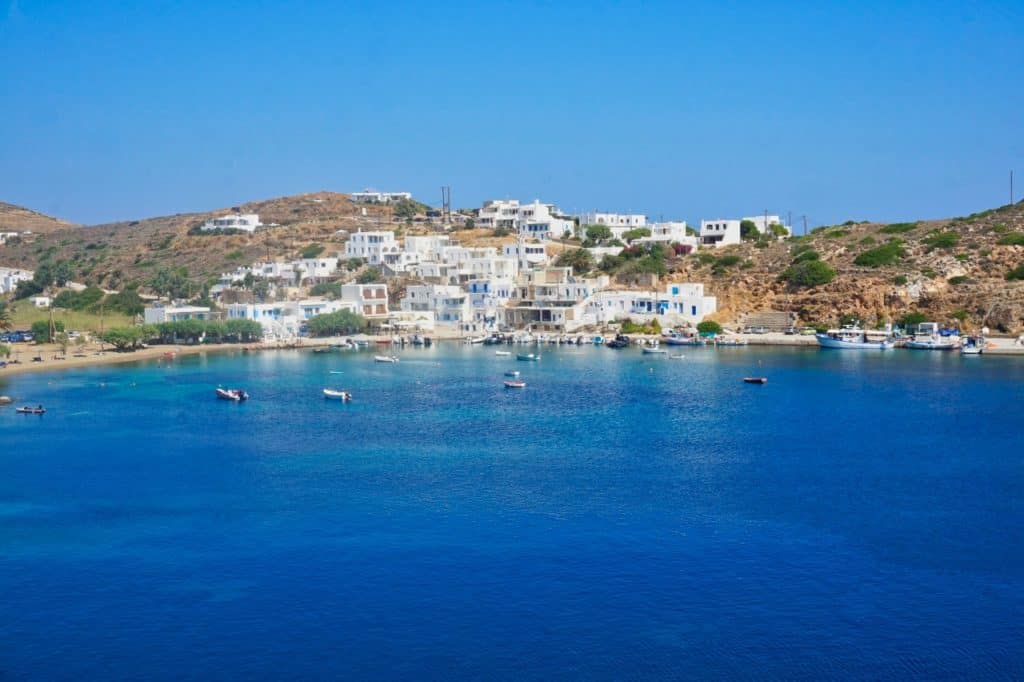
[503,380,526,388]
[323,388,353,402]
[904,323,959,350]
[516,353,540,361]
[606,334,630,349]
[495,350,511,356]
[504,370,521,378]
[669,353,686,360]
[715,337,748,347]
[816,326,894,349]
[16,405,45,414]
[960,336,985,355]
[743,377,768,384]
[215,388,249,401]
[464,335,486,344]
[374,355,399,363]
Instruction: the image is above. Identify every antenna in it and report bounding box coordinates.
[802,215,808,237]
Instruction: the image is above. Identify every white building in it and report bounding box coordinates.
[634,222,700,253]
[28,295,51,309]
[400,284,473,330]
[466,277,515,329]
[0,232,20,245]
[743,214,791,236]
[294,257,339,284]
[477,199,520,229]
[143,305,213,324]
[225,299,357,338]
[340,283,389,319]
[477,199,574,240]
[350,190,413,204]
[587,283,717,326]
[199,214,262,233]
[503,242,549,271]
[700,219,742,248]
[501,267,610,332]
[0,267,33,294]
[345,230,398,265]
[579,211,647,240]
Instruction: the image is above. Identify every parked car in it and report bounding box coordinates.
[784,326,797,335]
[743,325,769,334]
[799,327,817,336]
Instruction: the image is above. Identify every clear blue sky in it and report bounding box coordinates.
[1,0,1022,228]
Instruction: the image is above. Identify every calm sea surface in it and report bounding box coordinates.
[1,345,1022,679]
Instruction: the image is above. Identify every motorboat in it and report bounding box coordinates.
[516,353,540,361]
[216,388,249,401]
[715,337,748,347]
[323,388,353,402]
[504,370,521,378]
[503,380,526,388]
[16,405,45,414]
[743,377,768,384]
[606,334,630,349]
[642,345,667,354]
[961,336,985,355]
[464,335,487,344]
[904,323,959,350]
[816,325,894,349]
[374,355,399,363]
[495,350,511,356]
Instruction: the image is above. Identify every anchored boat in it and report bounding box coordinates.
[323,388,353,402]
[215,388,249,401]
[816,326,894,349]
[503,380,526,388]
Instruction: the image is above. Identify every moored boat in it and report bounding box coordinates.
[16,405,45,414]
[215,388,249,401]
[503,380,526,388]
[504,370,520,377]
[904,323,959,350]
[323,388,353,401]
[516,353,540,361]
[642,346,667,355]
[960,335,985,355]
[743,377,768,384]
[495,350,511,356]
[816,325,894,349]
[374,355,399,363]
[606,334,630,349]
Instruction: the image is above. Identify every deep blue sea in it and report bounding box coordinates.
[1,344,1022,679]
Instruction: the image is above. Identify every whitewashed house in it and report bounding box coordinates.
[700,219,742,248]
[199,214,261,233]
[743,214,791,236]
[226,299,357,338]
[345,230,398,265]
[143,304,213,324]
[477,199,520,229]
[350,190,413,204]
[503,242,549,271]
[579,211,647,240]
[587,283,717,326]
[340,283,389,319]
[294,257,339,284]
[28,295,51,308]
[400,284,474,330]
[516,200,575,240]
[501,267,610,332]
[466,277,515,328]
[0,232,20,245]
[0,267,33,294]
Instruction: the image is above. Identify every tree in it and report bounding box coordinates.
[393,198,418,221]
[779,260,836,288]
[0,343,10,359]
[100,327,143,351]
[306,310,368,337]
[252,280,271,301]
[103,287,145,316]
[554,248,595,274]
[149,267,190,298]
[697,320,723,335]
[585,224,613,244]
[621,228,651,243]
[55,332,70,357]
[300,244,325,259]
[0,302,11,331]
[740,219,759,240]
[30,320,65,343]
[356,267,382,284]
[53,260,74,287]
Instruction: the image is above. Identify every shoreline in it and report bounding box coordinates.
[3,332,1023,380]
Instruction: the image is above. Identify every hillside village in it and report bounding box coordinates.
[2,189,1024,343]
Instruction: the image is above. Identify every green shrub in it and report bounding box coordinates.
[226,249,245,261]
[695,252,717,265]
[356,267,382,284]
[922,231,960,250]
[306,310,368,337]
[854,241,904,267]
[947,275,972,285]
[310,281,343,298]
[792,249,820,263]
[696,320,723,335]
[921,267,938,279]
[30,320,66,343]
[52,286,105,311]
[899,311,928,327]
[825,228,850,239]
[716,254,741,268]
[620,318,661,335]
[991,223,1009,234]
[893,275,908,285]
[996,232,1024,246]
[950,309,969,322]
[859,236,876,246]
[879,222,918,234]
[300,244,325,259]
[954,253,969,262]
[779,260,837,287]
[1006,264,1024,281]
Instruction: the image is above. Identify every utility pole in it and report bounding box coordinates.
[764,208,769,239]
[1012,170,1015,205]
[802,215,808,237]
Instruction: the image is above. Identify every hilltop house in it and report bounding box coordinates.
[699,219,742,247]
[340,283,389,319]
[477,199,574,240]
[579,211,647,240]
[345,230,398,265]
[199,214,262,233]
[0,267,33,294]
[350,190,413,204]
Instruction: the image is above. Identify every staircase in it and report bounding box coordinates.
[740,310,797,332]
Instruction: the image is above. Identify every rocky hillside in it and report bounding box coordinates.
[0,201,78,233]
[676,201,1024,332]
[0,192,395,291]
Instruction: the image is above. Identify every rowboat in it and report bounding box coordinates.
[374,355,399,363]
[504,370,520,378]
[642,346,667,355]
[743,377,767,384]
[503,380,526,388]
[516,353,540,361]
[323,388,353,402]
[495,350,511,356]
[216,388,249,401]
[16,405,45,414]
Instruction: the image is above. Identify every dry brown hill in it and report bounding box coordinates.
[0,201,78,233]
[675,201,1024,332]
[0,191,398,291]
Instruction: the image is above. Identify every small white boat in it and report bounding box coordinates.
[464,336,486,344]
[374,355,399,363]
[669,354,686,360]
[642,346,667,355]
[495,350,511,356]
[960,336,985,355]
[216,388,249,401]
[516,353,540,361]
[503,380,526,388]
[904,322,959,350]
[504,370,520,378]
[323,388,353,402]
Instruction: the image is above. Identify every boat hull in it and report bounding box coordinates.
[904,341,958,350]
[816,334,893,350]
